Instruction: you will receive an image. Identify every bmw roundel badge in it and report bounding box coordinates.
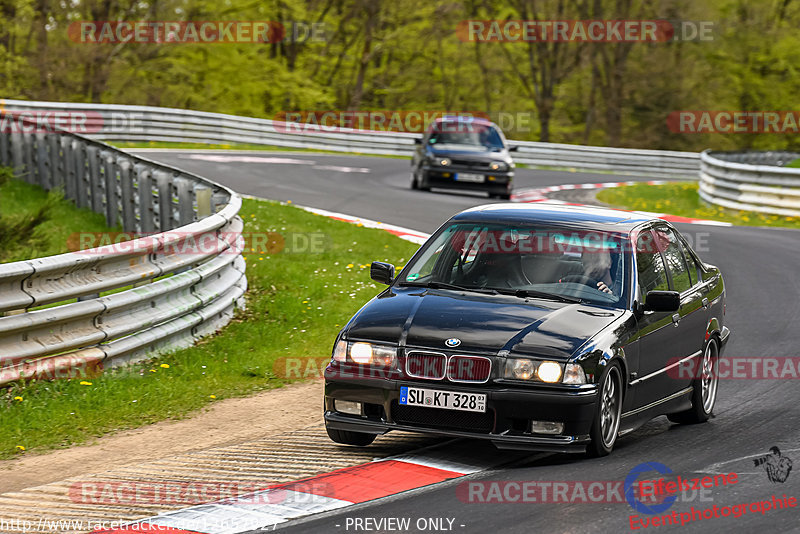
[445,338,461,348]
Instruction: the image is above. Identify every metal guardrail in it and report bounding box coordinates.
[0,99,700,178]
[700,150,800,217]
[0,111,247,386]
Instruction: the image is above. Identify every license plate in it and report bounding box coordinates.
[455,173,485,183]
[399,386,486,413]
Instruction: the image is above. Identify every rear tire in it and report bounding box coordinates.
[411,171,419,190]
[587,363,622,457]
[326,425,376,446]
[667,338,719,425]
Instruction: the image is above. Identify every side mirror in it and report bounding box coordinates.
[643,290,680,312]
[508,145,519,152]
[370,261,395,285]
[414,137,422,145]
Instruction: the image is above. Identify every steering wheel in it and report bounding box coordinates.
[560,274,600,288]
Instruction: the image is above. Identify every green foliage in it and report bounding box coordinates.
[0,176,114,263]
[2,0,800,150]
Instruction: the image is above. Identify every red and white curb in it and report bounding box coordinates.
[512,181,733,227]
[98,442,526,534]
[300,206,430,244]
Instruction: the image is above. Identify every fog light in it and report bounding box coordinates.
[531,421,564,435]
[336,400,362,415]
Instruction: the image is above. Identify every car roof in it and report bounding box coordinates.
[430,116,496,127]
[450,202,655,233]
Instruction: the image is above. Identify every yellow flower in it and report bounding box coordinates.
[346,263,354,268]
[15,445,25,451]
[149,369,156,373]
[302,300,308,303]
[209,395,216,399]
[287,200,292,204]
[13,396,22,402]
[79,381,92,386]
[160,364,170,369]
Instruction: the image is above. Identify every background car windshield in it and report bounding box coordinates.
[401,222,627,306]
[429,124,504,149]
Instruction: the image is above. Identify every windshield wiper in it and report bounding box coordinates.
[487,287,582,304]
[398,281,497,294]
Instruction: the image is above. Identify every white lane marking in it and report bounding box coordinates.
[312,165,371,173]
[183,154,315,165]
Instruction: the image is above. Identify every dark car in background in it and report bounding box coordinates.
[411,117,517,199]
[324,203,729,457]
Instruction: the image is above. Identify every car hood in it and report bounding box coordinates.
[429,145,510,160]
[344,289,623,361]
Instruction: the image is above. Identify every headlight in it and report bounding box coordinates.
[437,157,451,166]
[563,363,587,384]
[489,161,508,172]
[537,361,562,383]
[508,359,535,380]
[332,340,347,362]
[338,342,397,368]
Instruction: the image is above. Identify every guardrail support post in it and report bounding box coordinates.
[119,160,136,232]
[196,186,212,218]
[86,146,103,214]
[155,170,174,231]
[135,165,155,233]
[176,177,194,225]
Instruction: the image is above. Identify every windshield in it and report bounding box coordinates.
[428,123,505,150]
[399,222,629,307]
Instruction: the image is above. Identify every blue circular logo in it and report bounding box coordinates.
[445,338,461,347]
[624,462,676,515]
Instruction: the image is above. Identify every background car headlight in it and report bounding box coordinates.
[347,342,397,367]
[489,161,508,172]
[537,361,562,383]
[563,363,587,384]
[437,157,451,166]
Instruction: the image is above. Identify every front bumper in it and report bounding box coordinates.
[421,165,513,193]
[324,375,598,453]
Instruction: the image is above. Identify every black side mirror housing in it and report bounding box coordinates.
[643,290,680,312]
[508,145,519,152]
[414,137,422,145]
[370,261,395,285]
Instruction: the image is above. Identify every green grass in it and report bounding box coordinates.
[0,197,419,459]
[597,181,800,229]
[0,171,116,263]
[109,140,411,159]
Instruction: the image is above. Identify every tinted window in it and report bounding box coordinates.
[655,227,692,293]
[428,124,504,149]
[635,230,669,297]
[679,240,700,286]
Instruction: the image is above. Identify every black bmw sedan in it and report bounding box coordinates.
[324,203,730,457]
[411,117,516,199]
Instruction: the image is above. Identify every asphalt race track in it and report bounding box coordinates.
[137,150,800,534]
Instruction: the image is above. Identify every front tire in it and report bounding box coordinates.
[667,338,719,425]
[326,425,376,447]
[411,171,419,190]
[587,363,622,457]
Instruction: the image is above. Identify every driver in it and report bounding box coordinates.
[581,247,614,294]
